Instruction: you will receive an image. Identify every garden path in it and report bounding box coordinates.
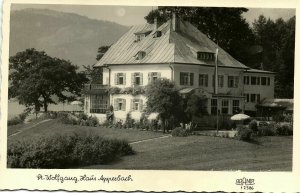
[129,135,171,144]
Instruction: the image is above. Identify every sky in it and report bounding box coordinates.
[10,4,296,26]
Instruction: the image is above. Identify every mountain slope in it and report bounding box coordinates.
[9,8,130,68]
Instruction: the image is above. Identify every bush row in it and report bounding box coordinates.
[7,112,28,126]
[7,134,134,168]
[236,120,293,141]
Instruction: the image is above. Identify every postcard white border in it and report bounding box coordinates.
[0,0,299,192]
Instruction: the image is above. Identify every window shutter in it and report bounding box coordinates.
[114,99,118,110]
[122,99,126,111]
[140,73,143,85]
[148,72,151,83]
[205,75,208,87]
[157,72,161,79]
[123,73,126,85]
[130,99,134,111]
[131,73,135,85]
[114,73,118,85]
[190,73,194,86]
[139,99,143,111]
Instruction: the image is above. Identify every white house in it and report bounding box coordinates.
[83,14,275,122]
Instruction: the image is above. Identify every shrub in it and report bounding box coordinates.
[7,134,134,168]
[139,113,149,130]
[86,116,99,127]
[249,120,258,133]
[124,113,135,129]
[236,126,253,141]
[171,127,190,137]
[257,125,276,136]
[276,124,293,136]
[108,87,121,95]
[7,116,23,126]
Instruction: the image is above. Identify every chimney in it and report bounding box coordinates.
[154,17,157,31]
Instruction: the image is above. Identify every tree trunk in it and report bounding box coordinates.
[44,102,48,112]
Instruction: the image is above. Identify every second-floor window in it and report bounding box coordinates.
[115,73,125,85]
[261,77,271,86]
[212,75,224,88]
[132,72,143,85]
[199,74,208,87]
[180,72,194,86]
[228,76,239,88]
[244,76,249,85]
[148,72,161,83]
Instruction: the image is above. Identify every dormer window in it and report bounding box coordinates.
[135,51,146,60]
[197,52,214,61]
[134,30,151,42]
[153,31,162,38]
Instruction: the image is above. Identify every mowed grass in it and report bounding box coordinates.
[84,135,293,171]
[7,119,167,143]
[8,119,293,171]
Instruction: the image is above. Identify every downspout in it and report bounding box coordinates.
[169,63,174,81]
[104,64,111,107]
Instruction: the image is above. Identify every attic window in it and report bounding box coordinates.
[197,52,214,61]
[135,51,146,60]
[135,34,145,42]
[134,30,151,42]
[153,31,162,38]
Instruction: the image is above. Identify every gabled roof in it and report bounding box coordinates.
[95,19,249,69]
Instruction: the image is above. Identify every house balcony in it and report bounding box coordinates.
[82,84,109,95]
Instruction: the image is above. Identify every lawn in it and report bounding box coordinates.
[7,119,167,143]
[8,119,293,171]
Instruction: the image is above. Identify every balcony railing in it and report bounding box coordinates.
[83,84,109,94]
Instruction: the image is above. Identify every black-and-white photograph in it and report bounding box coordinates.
[6,4,295,171]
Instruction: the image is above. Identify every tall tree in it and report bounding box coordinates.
[145,7,255,65]
[9,48,88,112]
[253,15,295,98]
[145,79,183,133]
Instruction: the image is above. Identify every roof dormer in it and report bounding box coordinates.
[197,52,215,61]
[134,30,151,42]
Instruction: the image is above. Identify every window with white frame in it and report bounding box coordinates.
[211,99,218,115]
[244,76,249,85]
[244,93,250,103]
[251,76,257,85]
[180,72,194,86]
[148,72,161,83]
[221,99,229,114]
[228,76,239,88]
[232,100,240,114]
[131,98,143,111]
[114,98,126,111]
[212,75,224,88]
[132,72,143,85]
[90,95,107,114]
[199,74,208,87]
[115,73,125,85]
[261,77,267,85]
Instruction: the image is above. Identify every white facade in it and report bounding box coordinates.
[244,72,275,111]
[84,63,276,122]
